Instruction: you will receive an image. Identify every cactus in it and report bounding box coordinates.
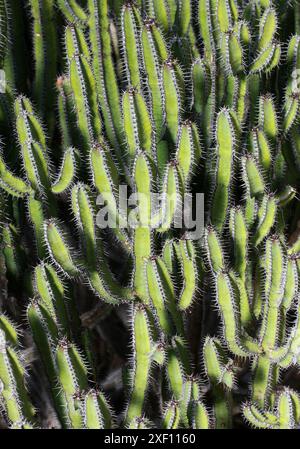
[0,0,299,430]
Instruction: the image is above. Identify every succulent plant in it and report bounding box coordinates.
[0,0,300,429]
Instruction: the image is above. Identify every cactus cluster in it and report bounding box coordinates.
[0,0,300,430]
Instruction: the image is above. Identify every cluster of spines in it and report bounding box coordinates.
[0,318,36,428]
